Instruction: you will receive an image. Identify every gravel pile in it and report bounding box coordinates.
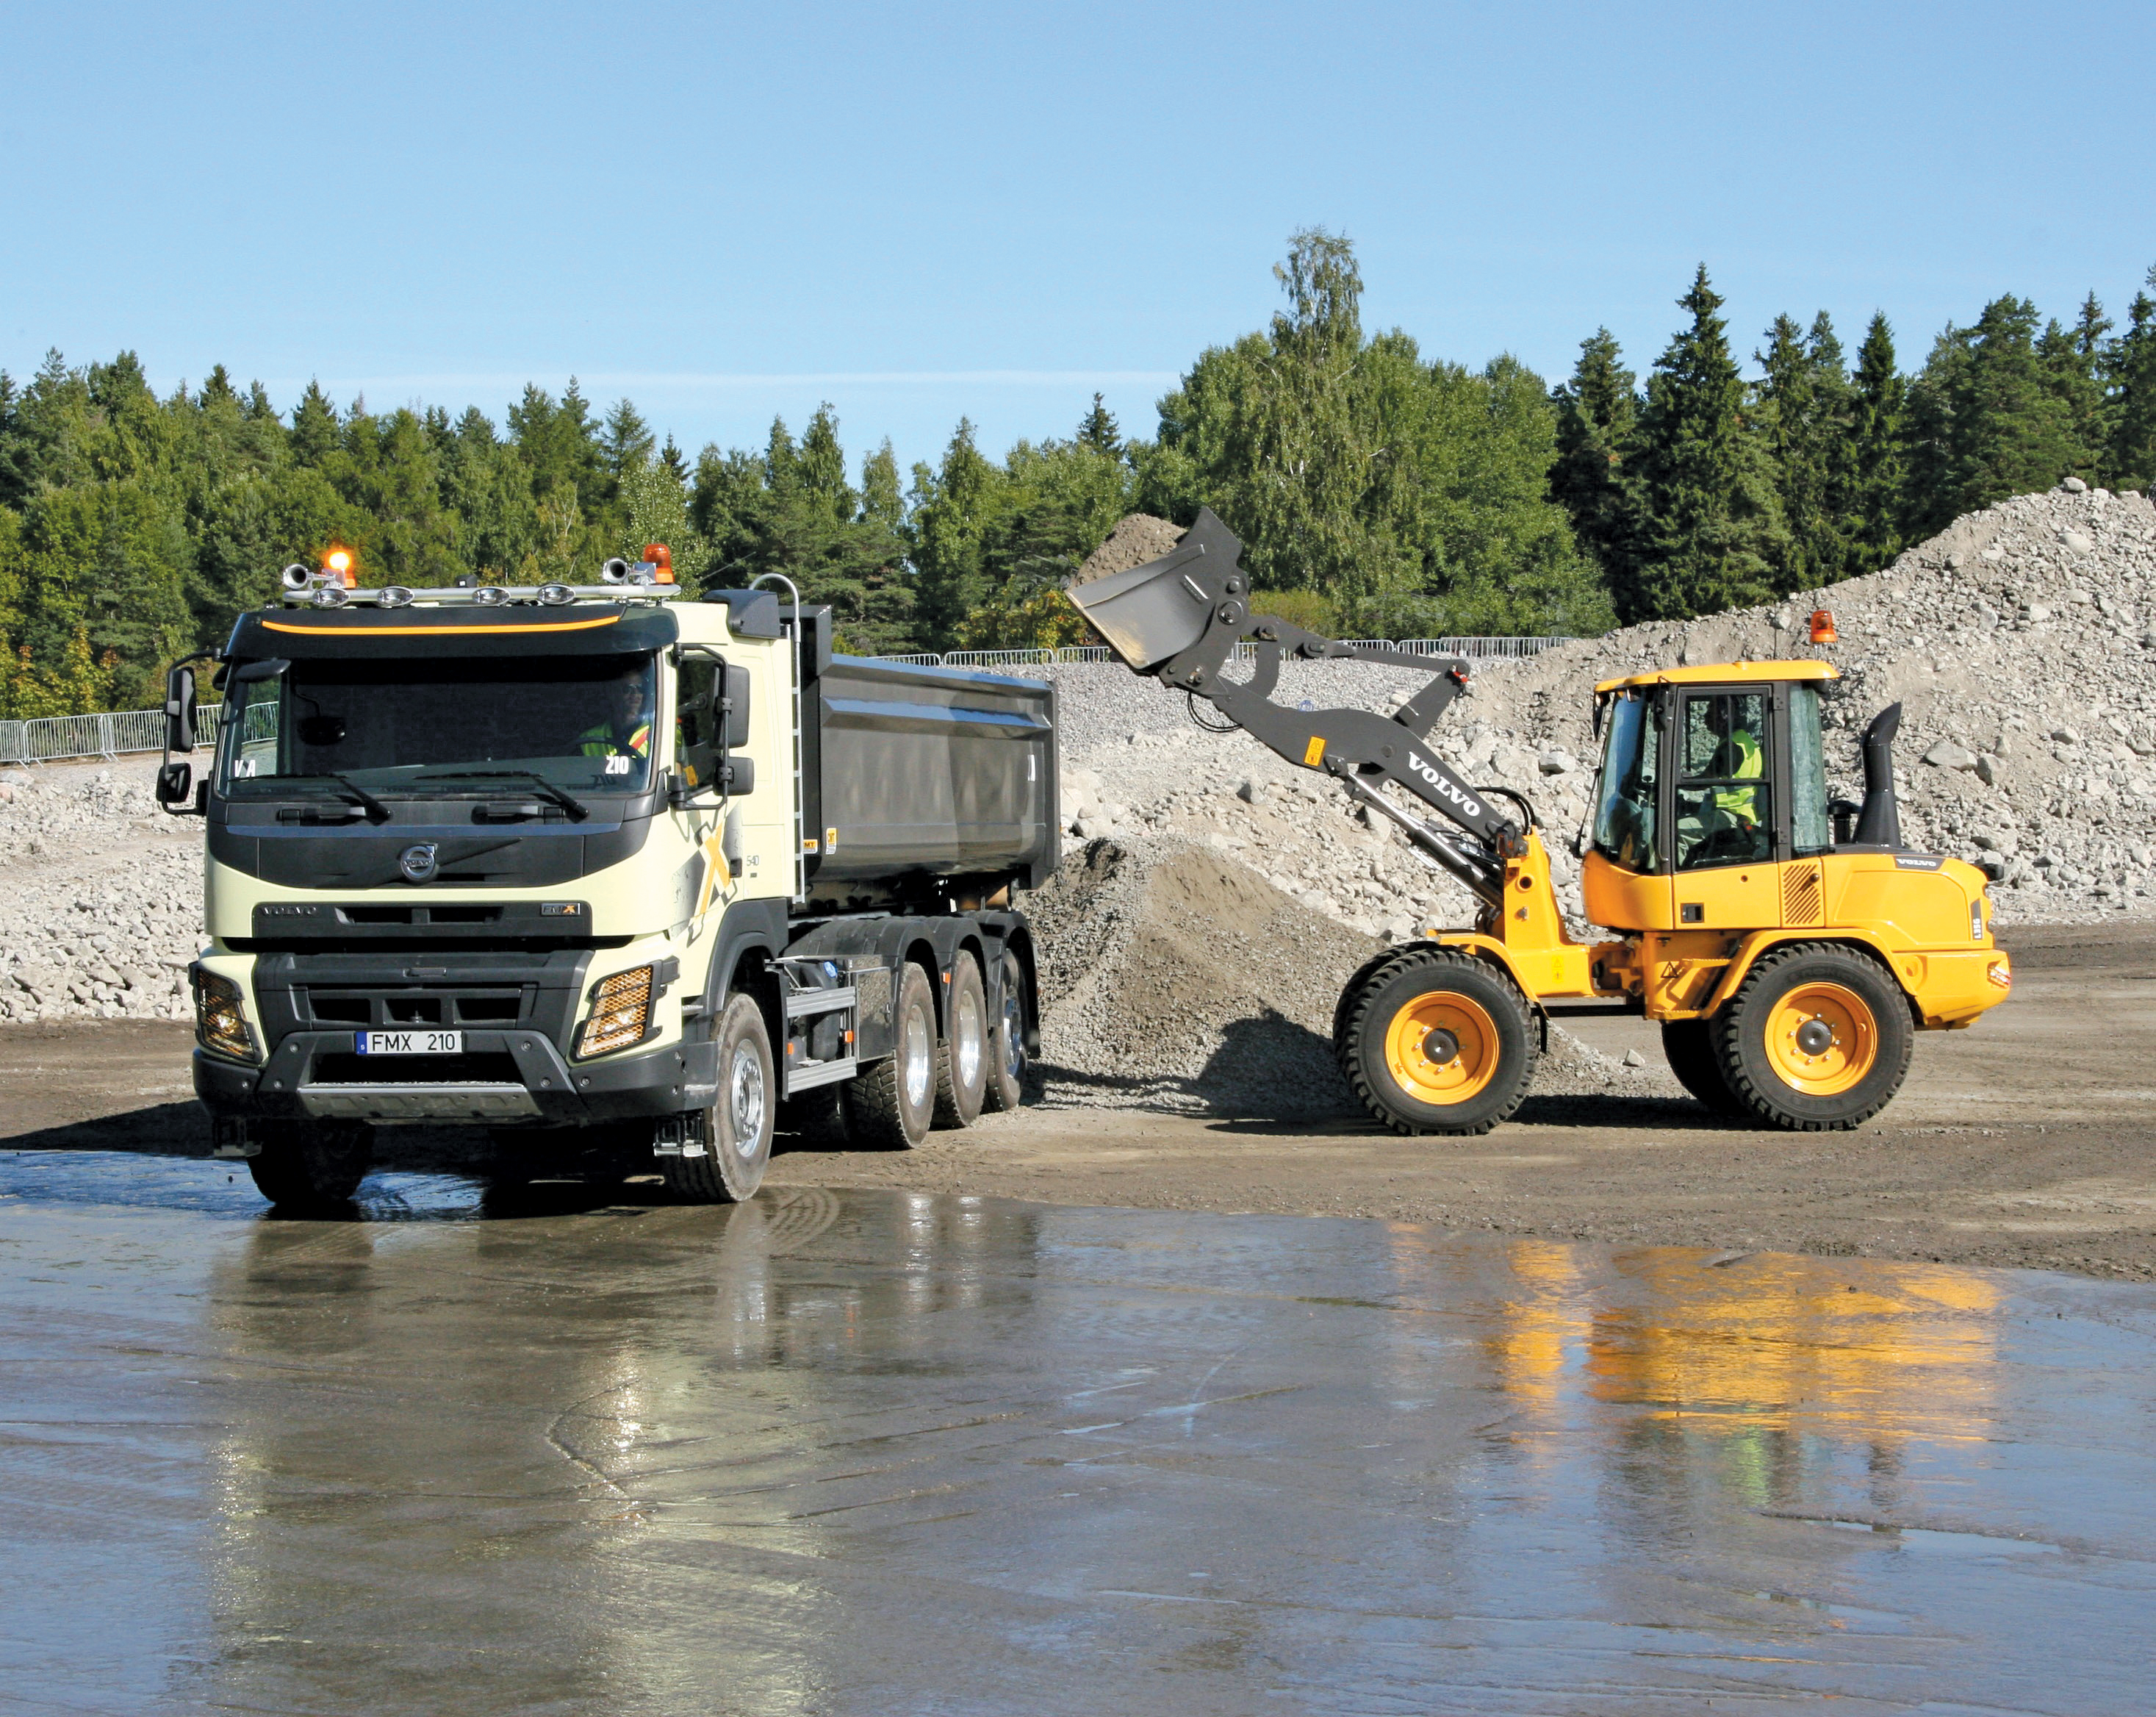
[1025,833,1674,1116]
[0,764,203,1024]
[1049,480,2156,925]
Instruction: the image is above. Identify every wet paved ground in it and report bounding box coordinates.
[3,1156,2153,1715]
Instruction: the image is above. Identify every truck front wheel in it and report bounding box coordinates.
[846,962,937,1149]
[663,992,775,1202]
[246,1119,374,1210]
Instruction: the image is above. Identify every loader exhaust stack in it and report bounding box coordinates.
[1854,703,1903,850]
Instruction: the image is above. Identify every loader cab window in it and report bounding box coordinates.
[1675,691,1772,870]
[1789,683,1831,856]
[1592,691,1660,872]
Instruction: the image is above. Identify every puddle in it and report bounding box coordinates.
[2,1165,2153,1713]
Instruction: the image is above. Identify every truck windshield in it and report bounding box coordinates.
[218,656,657,797]
[1591,691,1659,871]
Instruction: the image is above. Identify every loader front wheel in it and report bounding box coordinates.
[1660,1019,1747,1118]
[1336,948,1537,1136]
[1711,942,1912,1131]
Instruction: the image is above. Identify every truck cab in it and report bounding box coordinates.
[163,557,1056,1208]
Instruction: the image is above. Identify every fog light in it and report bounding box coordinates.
[475,585,509,606]
[311,584,348,609]
[378,585,414,608]
[538,583,575,606]
[578,965,655,1058]
[193,969,259,1062]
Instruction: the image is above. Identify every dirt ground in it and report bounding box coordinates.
[6,922,2153,1281]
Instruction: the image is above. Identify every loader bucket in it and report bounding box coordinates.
[1064,508,1241,674]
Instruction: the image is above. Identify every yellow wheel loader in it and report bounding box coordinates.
[1067,511,2011,1136]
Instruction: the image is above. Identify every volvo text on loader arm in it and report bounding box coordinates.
[1066,510,2011,1136]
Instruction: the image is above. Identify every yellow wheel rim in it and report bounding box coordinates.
[1764,981,1877,1096]
[1383,990,1500,1105]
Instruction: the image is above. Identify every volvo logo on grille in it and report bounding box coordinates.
[398,843,439,883]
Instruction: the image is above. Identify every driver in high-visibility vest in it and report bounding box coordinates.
[579,677,652,762]
[1714,723,1763,826]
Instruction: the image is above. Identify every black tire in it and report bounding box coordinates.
[246,1120,374,1210]
[1711,942,1914,1131]
[933,952,988,1128]
[662,993,775,1202]
[845,961,937,1149]
[1660,1019,1747,1117]
[1334,947,1537,1136]
[984,950,1028,1113]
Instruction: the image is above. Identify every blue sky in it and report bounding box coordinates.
[4,1,2152,476]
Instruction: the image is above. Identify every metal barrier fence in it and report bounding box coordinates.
[1,634,1576,764]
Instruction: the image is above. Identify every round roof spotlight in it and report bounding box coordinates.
[600,556,631,585]
[474,585,510,607]
[309,584,348,609]
[281,563,312,592]
[378,586,414,608]
[538,583,575,606]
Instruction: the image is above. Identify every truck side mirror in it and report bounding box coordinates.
[722,664,751,750]
[165,665,197,753]
[156,760,193,807]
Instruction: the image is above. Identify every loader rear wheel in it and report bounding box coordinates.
[246,1120,373,1211]
[1335,947,1537,1136]
[1660,1019,1747,1118]
[933,952,988,1128]
[845,961,938,1150]
[1711,942,1912,1131]
[661,994,775,1202]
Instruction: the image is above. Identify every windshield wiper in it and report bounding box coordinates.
[410,769,591,822]
[267,773,392,823]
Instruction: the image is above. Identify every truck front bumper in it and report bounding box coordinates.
[193,1028,719,1128]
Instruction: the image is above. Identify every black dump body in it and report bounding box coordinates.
[791,613,1059,897]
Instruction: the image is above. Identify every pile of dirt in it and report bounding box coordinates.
[1026,835,1677,1117]
[1071,513,1183,587]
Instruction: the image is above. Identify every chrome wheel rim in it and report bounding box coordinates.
[1000,986,1024,1081]
[728,1042,766,1153]
[903,1007,933,1108]
[956,989,983,1089]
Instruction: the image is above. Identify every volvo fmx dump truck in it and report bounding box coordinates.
[157,553,1054,1209]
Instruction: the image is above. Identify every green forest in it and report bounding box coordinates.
[4,230,2154,717]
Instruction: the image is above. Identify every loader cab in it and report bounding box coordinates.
[1584,662,1836,930]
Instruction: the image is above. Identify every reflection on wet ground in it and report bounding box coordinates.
[2,1155,2152,1715]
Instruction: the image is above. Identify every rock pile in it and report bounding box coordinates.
[0,764,203,1024]
[1048,481,2156,927]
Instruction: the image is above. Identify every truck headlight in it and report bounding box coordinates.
[193,969,259,1063]
[578,965,655,1058]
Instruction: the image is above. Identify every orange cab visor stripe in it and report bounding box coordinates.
[260,614,624,637]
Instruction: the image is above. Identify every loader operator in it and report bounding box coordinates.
[578,675,653,763]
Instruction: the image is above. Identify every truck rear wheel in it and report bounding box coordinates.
[933,953,988,1128]
[984,950,1028,1113]
[845,961,937,1149]
[246,1119,374,1210]
[1335,947,1537,1136]
[1661,1019,1747,1117]
[662,993,775,1202]
[1711,942,1912,1131]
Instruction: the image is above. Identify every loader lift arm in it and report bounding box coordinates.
[1066,508,1521,908]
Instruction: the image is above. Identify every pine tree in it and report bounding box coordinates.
[1624,267,1784,620]
[860,440,903,527]
[1844,312,1906,573]
[1548,329,1637,591]
[2105,269,2156,490]
[907,420,1002,646]
[290,382,339,467]
[1077,392,1120,455]
[599,399,655,494]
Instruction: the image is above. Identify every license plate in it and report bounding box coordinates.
[356,1030,463,1055]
